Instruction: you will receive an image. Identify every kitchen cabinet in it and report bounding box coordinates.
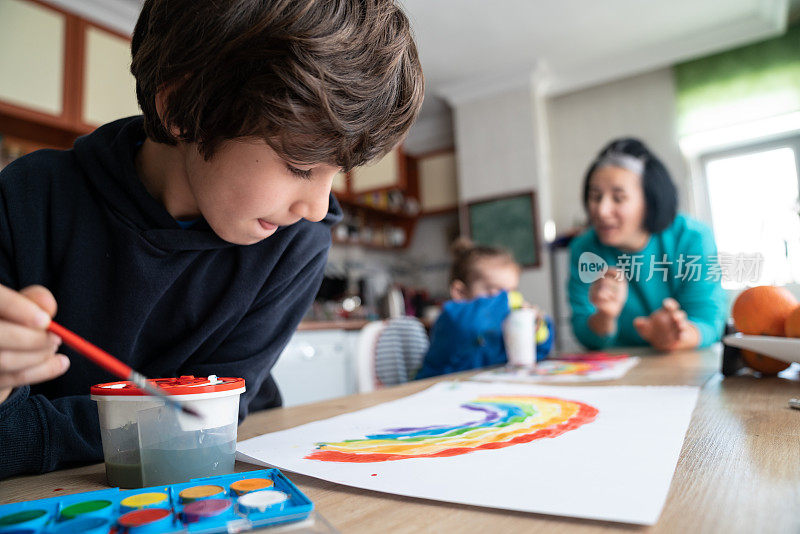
[332,199,418,249]
[409,149,458,214]
[328,145,460,250]
[0,0,137,151]
[82,25,139,126]
[331,147,423,249]
[348,146,406,194]
[330,147,459,251]
[270,330,359,407]
[0,0,65,116]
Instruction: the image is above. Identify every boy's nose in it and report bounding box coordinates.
[290,191,330,223]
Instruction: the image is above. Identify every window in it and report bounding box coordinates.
[699,135,800,289]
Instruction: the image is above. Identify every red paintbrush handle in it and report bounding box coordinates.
[47,321,133,380]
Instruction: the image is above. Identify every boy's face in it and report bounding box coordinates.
[183,139,340,245]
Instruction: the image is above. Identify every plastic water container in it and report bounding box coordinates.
[91,375,245,488]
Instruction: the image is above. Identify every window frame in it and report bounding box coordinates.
[696,133,800,227]
[695,133,800,291]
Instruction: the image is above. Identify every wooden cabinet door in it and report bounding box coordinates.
[82,25,139,126]
[0,0,65,116]
[417,150,458,213]
[348,147,405,194]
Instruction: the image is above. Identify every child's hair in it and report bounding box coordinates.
[130,0,424,171]
[449,237,518,286]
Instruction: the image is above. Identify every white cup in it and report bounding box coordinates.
[503,308,537,368]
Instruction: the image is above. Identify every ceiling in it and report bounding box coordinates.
[48,0,794,123]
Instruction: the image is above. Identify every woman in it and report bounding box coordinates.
[568,138,727,351]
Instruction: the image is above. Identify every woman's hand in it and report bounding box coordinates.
[633,297,700,351]
[588,269,628,336]
[0,284,67,404]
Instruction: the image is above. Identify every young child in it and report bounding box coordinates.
[0,0,424,478]
[416,239,553,379]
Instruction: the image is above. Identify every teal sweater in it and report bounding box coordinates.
[568,214,727,349]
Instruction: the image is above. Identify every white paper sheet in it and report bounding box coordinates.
[471,356,640,383]
[237,381,699,525]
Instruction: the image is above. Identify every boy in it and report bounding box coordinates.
[0,0,423,478]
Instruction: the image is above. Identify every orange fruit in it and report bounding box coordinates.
[785,305,800,338]
[731,286,796,375]
[732,286,797,335]
[739,352,792,375]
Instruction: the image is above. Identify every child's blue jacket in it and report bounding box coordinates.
[416,292,554,379]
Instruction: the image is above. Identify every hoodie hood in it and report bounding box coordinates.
[72,116,342,252]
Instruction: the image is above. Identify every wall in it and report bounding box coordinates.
[454,88,542,200]
[394,211,460,299]
[447,79,555,314]
[403,110,455,156]
[547,68,688,233]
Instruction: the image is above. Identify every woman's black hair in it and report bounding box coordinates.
[582,137,677,234]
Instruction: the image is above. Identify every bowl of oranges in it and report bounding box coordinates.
[724,285,800,375]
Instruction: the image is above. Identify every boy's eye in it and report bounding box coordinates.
[286,164,313,179]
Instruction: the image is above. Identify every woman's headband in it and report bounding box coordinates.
[594,151,645,176]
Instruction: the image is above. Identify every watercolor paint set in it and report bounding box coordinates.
[0,469,319,533]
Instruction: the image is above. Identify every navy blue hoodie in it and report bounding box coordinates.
[0,116,341,478]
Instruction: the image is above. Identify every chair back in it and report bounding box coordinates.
[354,320,387,393]
[354,317,429,393]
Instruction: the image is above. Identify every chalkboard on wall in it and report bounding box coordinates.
[465,191,540,267]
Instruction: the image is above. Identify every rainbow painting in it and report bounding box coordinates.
[305,395,597,463]
[237,382,701,525]
[473,355,640,383]
[534,360,611,375]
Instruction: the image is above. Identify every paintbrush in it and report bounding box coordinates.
[47,320,202,418]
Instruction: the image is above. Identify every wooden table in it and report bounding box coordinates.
[3,346,799,532]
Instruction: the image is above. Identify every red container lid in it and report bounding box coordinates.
[90,375,244,396]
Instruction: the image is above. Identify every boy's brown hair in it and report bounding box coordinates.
[449,237,518,286]
[131,0,424,171]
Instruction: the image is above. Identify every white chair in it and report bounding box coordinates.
[354,317,429,393]
[354,320,387,393]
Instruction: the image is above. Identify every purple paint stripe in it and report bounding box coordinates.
[384,403,500,433]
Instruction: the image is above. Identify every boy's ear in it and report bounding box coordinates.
[154,87,182,137]
[450,280,469,301]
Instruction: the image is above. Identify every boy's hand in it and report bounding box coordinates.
[633,298,699,351]
[0,284,67,404]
